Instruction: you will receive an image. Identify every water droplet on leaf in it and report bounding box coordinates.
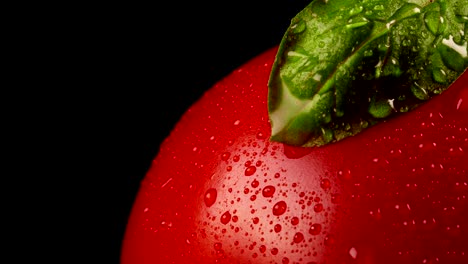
[374,4,384,10]
[349,6,363,16]
[424,11,440,34]
[291,18,306,34]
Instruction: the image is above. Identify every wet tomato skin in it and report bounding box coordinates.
[121,47,468,264]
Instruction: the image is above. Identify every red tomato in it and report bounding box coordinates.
[121,47,468,264]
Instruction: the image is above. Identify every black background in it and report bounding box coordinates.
[41,1,312,263]
[108,2,312,263]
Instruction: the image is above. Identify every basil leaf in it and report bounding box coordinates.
[268,0,468,147]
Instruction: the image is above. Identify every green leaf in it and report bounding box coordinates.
[268,0,468,147]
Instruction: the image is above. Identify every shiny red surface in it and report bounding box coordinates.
[121,47,468,264]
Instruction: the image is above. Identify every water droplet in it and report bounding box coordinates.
[291,217,299,226]
[271,247,279,255]
[349,247,358,259]
[337,169,352,180]
[256,131,266,140]
[402,39,410,46]
[262,185,276,197]
[273,201,287,216]
[251,179,259,188]
[233,120,241,126]
[214,242,222,250]
[369,97,393,117]
[349,6,363,15]
[400,105,409,112]
[252,217,259,224]
[374,4,384,10]
[259,245,266,253]
[293,232,304,243]
[282,257,290,264]
[204,188,217,207]
[309,223,322,235]
[245,166,257,176]
[221,152,230,161]
[320,178,331,190]
[274,224,282,233]
[363,49,373,57]
[331,193,341,203]
[215,249,225,258]
[432,67,447,83]
[456,88,468,111]
[424,11,440,34]
[220,211,231,225]
[314,203,324,212]
[324,234,335,246]
[291,19,306,34]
